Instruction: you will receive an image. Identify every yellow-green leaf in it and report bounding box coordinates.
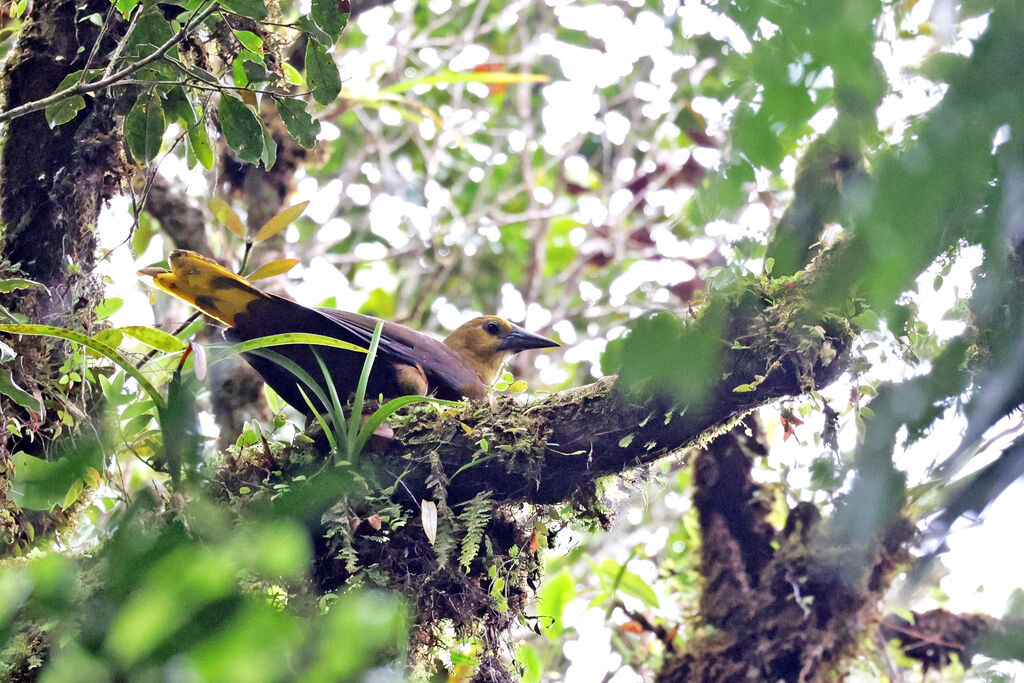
[248,258,299,281]
[118,326,188,352]
[254,201,309,242]
[210,197,247,239]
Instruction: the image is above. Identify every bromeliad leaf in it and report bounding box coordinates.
[118,326,188,353]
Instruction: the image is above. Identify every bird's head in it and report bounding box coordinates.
[443,316,559,387]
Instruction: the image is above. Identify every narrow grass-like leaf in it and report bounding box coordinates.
[0,324,164,409]
[297,385,338,454]
[347,321,383,456]
[312,349,349,457]
[210,333,366,364]
[353,395,460,459]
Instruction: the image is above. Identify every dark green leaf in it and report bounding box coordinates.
[311,0,349,43]
[125,9,174,59]
[219,0,268,20]
[275,98,321,148]
[296,15,332,46]
[261,125,277,170]
[43,70,98,128]
[233,29,263,53]
[305,41,341,105]
[124,93,166,164]
[218,94,264,164]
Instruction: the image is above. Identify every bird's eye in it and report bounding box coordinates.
[485,321,501,335]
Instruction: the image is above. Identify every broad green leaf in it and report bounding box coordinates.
[296,15,332,46]
[92,329,122,352]
[232,29,263,54]
[516,645,542,683]
[125,10,174,59]
[10,444,101,511]
[95,298,124,321]
[118,326,188,352]
[306,41,341,105]
[124,93,166,164]
[536,568,575,640]
[0,368,41,411]
[247,259,299,281]
[218,94,264,164]
[255,201,309,242]
[45,96,86,128]
[275,98,320,148]
[219,0,268,20]
[160,86,212,169]
[311,0,349,43]
[43,71,98,128]
[597,559,659,608]
[209,197,247,239]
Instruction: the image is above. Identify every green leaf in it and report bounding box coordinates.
[44,89,85,127]
[0,368,41,411]
[247,259,299,281]
[218,94,264,164]
[118,326,188,352]
[311,0,349,43]
[305,41,341,106]
[537,568,575,640]
[94,298,124,321]
[275,98,320,148]
[219,0,268,20]
[232,29,263,53]
[124,93,166,164]
[44,69,91,127]
[0,324,164,409]
[516,644,542,683]
[260,124,277,170]
[296,15,332,46]
[115,0,139,17]
[10,443,101,511]
[597,559,659,608]
[0,278,44,293]
[732,105,784,169]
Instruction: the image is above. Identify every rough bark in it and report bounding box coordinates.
[0,0,127,551]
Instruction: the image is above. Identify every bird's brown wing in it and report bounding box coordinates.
[140,249,487,409]
[229,297,486,408]
[313,308,487,400]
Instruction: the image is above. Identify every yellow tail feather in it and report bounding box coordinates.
[139,250,266,326]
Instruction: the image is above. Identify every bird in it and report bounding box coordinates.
[140,250,559,411]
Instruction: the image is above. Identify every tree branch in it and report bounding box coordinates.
[0,1,219,125]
